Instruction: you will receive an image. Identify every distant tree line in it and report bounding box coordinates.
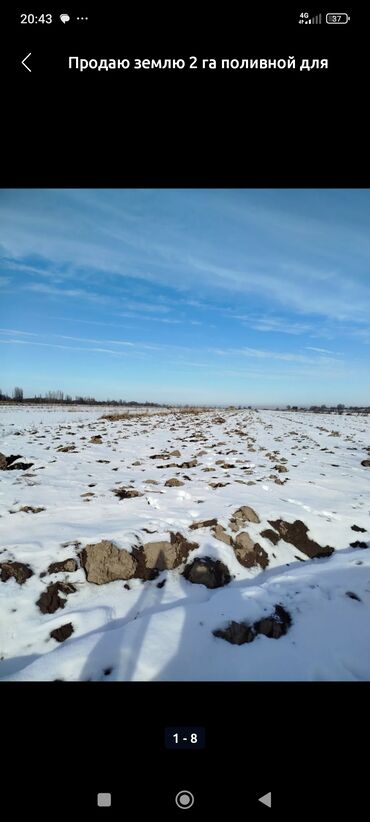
[285,404,370,414]
[0,387,163,406]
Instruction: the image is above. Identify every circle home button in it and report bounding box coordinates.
[175,790,195,809]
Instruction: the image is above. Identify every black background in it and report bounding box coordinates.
[3,5,370,817]
[6,5,369,185]
[6,682,366,816]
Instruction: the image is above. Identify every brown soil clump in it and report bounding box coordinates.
[234,532,269,569]
[212,524,234,545]
[229,506,261,532]
[37,582,76,613]
[214,604,292,645]
[133,532,198,580]
[0,561,33,584]
[183,557,231,589]
[268,519,334,558]
[190,518,218,530]
[113,487,143,499]
[80,540,137,584]
[47,559,78,574]
[50,623,74,642]
[19,506,45,514]
[260,528,280,546]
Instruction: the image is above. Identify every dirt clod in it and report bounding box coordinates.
[0,561,33,585]
[113,487,143,499]
[6,461,34,470]
[19,506,45,514]
[260,528,280,545]
[214,621,255,645]
[37,582,76,614]
[80,540,137,584]
[47,558,78,574]
[189,518,218,530]
[212,524,234,545]
[213,604,292,645]
[229,506,261,532]
[268,519,334,559]
[183,557,231,589]
[234,532,269,569]
[134,532,198,579]
[50,622,74,642]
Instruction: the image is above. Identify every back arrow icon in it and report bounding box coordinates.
[258,792,271,808]
[22,53,32,72]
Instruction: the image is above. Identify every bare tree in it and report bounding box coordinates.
[13,386,23,401]
[45,390,64,401]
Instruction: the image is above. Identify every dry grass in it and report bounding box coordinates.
[100,411,152,421]
[175,406,209,415]
[101,406,214,422]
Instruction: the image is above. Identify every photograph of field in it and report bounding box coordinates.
[1,189,369,681]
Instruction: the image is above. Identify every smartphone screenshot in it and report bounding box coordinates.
[2,5,369,817]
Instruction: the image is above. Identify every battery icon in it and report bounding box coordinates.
[326,13,350,23]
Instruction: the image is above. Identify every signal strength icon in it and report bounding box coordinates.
[306,13,322,23]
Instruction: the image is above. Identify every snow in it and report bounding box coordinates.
[0,405,369,681]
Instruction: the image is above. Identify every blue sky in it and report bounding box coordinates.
[0,188,369,404]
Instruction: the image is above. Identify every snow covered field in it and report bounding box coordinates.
[0,405,369,681]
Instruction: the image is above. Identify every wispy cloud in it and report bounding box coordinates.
[0,328,341,366]
[0,328,40,336]
[23,282,113,305]
[122,301,171,315]
[205,190,370,261]
[42,315,126,329]
[21,284,191,325]
[306,346,339,355]
[0,338,131,356]
[119,311,182,325]
[53,333,135,347]
[238,347,313,363]
[184,256,370,323]
[209,345,343,366]
[235,315,313,335]
[0,328,134,348]
[2,259,63,279]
